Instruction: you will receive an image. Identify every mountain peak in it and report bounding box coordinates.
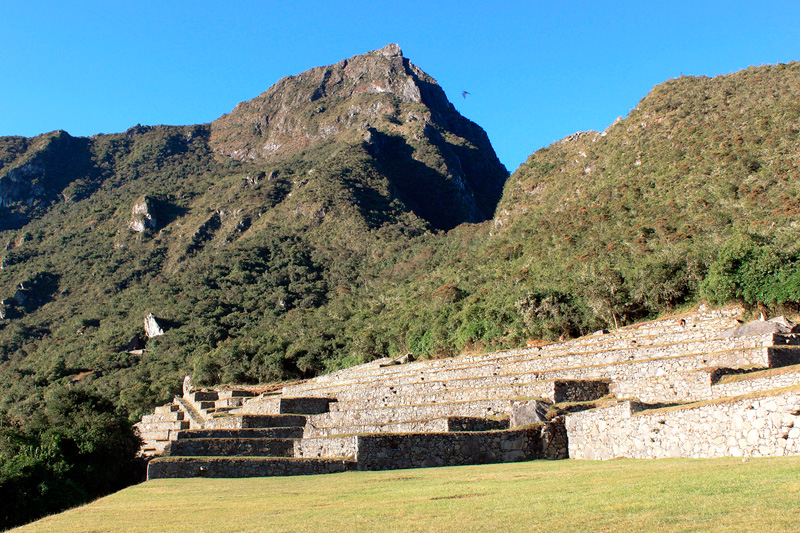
[209,44,454,161]
[209,45,508,229]
[378,43,403,57]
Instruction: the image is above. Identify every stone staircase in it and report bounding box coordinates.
[136,304,800,476]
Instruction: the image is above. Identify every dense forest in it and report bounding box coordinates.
[1,45,799,527]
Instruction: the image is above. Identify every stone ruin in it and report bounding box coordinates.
[135,305,800,479]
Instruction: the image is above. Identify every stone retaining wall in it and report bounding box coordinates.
[147,457,354,479]
[295,435,359,459]
[446,417,509,431]
[306,399,511,431]
[167,438,295,457]
[204,414,306,429]
[354,429,543,470]
[565,388,800,459]
[712,368,800,398]
[612,365,800,405]
[612,371,713,403]
[303,418,449,437]
[296,422,567,467]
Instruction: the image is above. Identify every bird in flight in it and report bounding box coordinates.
[462,91,470,99]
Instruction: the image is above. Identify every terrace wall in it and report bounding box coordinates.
[565,389,800,460]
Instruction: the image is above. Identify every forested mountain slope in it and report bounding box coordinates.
[490,62,800,328]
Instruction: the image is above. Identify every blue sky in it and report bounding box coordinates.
[2,1,799,172]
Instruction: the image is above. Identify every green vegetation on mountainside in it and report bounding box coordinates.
[492,62,800,327]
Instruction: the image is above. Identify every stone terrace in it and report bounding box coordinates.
[137,305,800,478]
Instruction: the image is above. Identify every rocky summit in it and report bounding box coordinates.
[211,43,508,229]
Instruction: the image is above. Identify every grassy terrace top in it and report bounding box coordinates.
[15,457,800,532]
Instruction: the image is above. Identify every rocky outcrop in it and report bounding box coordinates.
[0,160,45,208]
[129,196,158,232]
[144,313,164,338]
[719,316,800,338]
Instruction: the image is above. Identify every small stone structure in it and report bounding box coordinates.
[136,305,800,478]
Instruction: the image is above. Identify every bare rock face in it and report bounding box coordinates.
[144,313,164,338]
[210,44,428,162]
[129,197,157,232]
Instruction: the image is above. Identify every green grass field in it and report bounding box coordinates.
[14,457,800,532]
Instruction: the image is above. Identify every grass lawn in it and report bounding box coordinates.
[13,457,800,532]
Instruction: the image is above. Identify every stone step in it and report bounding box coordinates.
[174,397,206,429]
[147,456,355,479]
[217,390,258,399]
[205,407,238,415]
[154,404,181,414]
[175,427,305,440]
[135,420,190,433]
[141,412,184,423]
[139,439,171,454]
[166,438,296,457]
[204,414,307,429]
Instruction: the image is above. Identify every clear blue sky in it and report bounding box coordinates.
[2,1,799,172]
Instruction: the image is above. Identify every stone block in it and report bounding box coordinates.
[204,414,307,429]
[279,397,334,415]
[510,400,549,428]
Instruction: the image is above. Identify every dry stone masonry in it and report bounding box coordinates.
[136,305,800,478]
